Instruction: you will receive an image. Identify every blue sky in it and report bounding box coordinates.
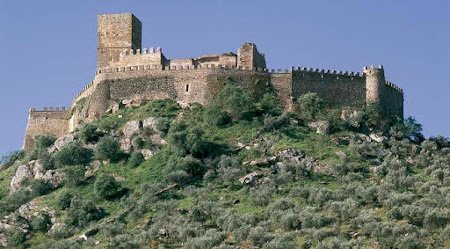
[0,1,449,155]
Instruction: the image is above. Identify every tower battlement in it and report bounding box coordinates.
[23,13,404,151]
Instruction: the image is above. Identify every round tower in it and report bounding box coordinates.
[364,65,385,105]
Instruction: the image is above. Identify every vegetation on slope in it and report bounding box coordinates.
[0,86,449,249]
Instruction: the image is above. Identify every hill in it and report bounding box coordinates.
[0,85,449,249]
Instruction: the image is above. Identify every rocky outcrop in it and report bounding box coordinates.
[48,134,75,154]
[10,160,64,192]
[120,120,142,152]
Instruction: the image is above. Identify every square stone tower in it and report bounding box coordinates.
[97,13,142,69]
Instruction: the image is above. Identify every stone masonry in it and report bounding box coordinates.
[23,13,404,150]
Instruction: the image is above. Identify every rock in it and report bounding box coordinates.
[239,172,260,185]
[158,228,169,237]
[141,149,155,160]
[48,134,75,154]
[249,158,269,167]
[369,133,387,143]
[122,120,142,139]
[18,200,40,220]
[32,160,46,179]
[335,151,347,160]
[47,222,66,237]
[10,164,33,192]
[142,117,157,130]
[308,121,331,135]
[237,142,245,149]
[85,160,102,178]
[41,170,64,188]
[121,120,142,152]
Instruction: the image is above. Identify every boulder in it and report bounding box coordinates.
[141,149,155,160]
[122,120,142,139]
[10,164,33,192]
[41,170,64,188]
[121,120,142,152]
[48,134,75,154]
[142,117,157,130]
[239,172,260,185]
[308,121,331,135]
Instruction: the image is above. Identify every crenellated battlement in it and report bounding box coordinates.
[119,47,162,57]
[293,66,363,77]
[385,81,403,94]
[29,107,70,112]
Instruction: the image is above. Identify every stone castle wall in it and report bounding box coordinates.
[292,67,366,108]
[23,108,71,150]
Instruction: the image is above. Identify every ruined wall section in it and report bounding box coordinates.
[292,67,366,108]
[23,109,70,151]
[111,48,165,69]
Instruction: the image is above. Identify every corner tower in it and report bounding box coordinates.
[237,43,266,69]
[97,13,142,69]
[364,65,385,105]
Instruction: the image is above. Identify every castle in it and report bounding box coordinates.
[23,13,404,150]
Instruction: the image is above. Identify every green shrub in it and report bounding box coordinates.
[185,229,226,249]
[94,174,122,199]
[29,134,56,160]
[280,212,302,231]
[53,142,93,168]
[214,84,255,120]
[31,214,51,232]
[166,155,205,177]
[167,170,192,185]
[78,123,103,144]
[55,191,73,210]
[389,116,424,143]
[296,92,324,120]
[167,122,208,157]
[65,196,104,227]
[258,93,282,116]
[6,226,26,247]
[128,152,145,167]
[156,117,172,137]
[27,179,52,196]
[248,226,274,247]
[204,105,232,127]
[95,136,124,162]
[63,165,86,187]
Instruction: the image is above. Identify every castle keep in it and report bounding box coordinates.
[23,13,404,150]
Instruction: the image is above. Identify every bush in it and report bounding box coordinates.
[56,191,73,210]
[167,122,208,157]
[94,174,122,199]
[156,117,172,137]
[258,93,282,116]
[185,229,226,249]
[65,196,105,227]
[280,212,302,231]
[78,123,103,144]
[6,226,26,247]
[29,134,56,160]
[167,170,192,185]
[27,179,52,196]
[53,142,93,168]
[248,226,274,247]
[30,214,51,232]
[214,84,255,120]
[63,165,86,187]
[95,136,124,162]
[167,155,205,178]
[296,92,324,120]
[204,105,232,127]
[128,152,145,167]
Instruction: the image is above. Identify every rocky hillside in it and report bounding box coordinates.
[0,85,449,249]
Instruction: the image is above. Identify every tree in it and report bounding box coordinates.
[53,142,93,168]
[389,116,424,143]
